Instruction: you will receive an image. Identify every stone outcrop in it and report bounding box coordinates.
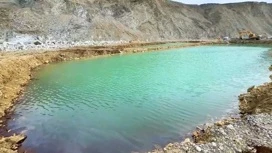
[239,82,272,115]
[239,66,272,115]
[0,135,26,153]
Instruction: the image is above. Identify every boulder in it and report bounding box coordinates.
[247,86,255,92]
[269,65,272,71]
[34,41,42,45]
[184,138,191,143]
[215,121,225,126]
[226,124,235,130]
[195,146,202,152]
[192,131,201,140]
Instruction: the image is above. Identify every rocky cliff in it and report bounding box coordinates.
[0,0,272,42]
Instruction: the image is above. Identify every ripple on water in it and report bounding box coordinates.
[8,46,272,153]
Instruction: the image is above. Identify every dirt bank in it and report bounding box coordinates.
[0,41,206,153]
[239,82,272,115]
[229,39,272,45]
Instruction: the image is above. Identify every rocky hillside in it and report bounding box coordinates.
[0,0,272,42]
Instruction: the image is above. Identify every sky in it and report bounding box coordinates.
[172,0,272,4]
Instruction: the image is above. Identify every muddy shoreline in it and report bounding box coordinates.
[0,41,209,153]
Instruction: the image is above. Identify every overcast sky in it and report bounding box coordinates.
[172,0,272,4]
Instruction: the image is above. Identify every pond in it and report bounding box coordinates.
[8,46,272,153]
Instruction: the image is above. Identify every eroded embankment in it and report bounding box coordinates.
[239,82,272,115]
[0,42,206,153]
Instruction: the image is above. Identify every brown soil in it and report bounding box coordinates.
[255,146,272,153]
[239,63,272,115]
[239,82,272,115]
[229,39,272,45]
[0,41,207,153]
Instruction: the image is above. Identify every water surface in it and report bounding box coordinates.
[9,46,272,153]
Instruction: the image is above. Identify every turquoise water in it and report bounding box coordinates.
[8,46,272,153]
